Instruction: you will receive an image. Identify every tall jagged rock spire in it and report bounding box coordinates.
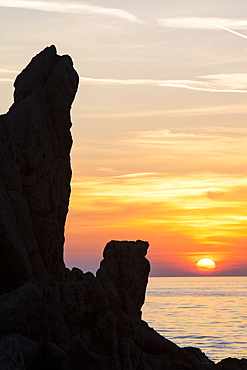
[0,45,79,286]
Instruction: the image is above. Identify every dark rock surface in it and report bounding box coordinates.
[0,46,244,369]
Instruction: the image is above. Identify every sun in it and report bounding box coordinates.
[196,258,216,273]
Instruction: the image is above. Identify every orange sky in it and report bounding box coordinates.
[1,0,247,276]
[65,171,247,275]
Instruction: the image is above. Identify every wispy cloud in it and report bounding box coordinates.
[74,104,247,119]
[131,129,243,149]
[135,129,198,139]
[158,18,247,40]
[0,68,18,83]
[201,73,247,90]
[80,74,247,93]
[0,78,13,82]
[157,17,247,30]
[2,68,247,93]
[0,68,19,74]
[0,0,143,23]
[218,26,247,40]
[133,128,247,145]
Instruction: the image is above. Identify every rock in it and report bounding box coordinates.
[1,45,79,284]
[95,240,151,369]
[0,179,33,293]
[0,45,78,368]
[0,283,48,343]
[0,45,243,369]
[216,357,247,369]
[5,335,41,370]
[46,341,70,370]
[61,268,109,336]
[0,337,25,370]
[97,240,150,317]
[183,346,215,366]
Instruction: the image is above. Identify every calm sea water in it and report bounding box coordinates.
[142,276,247,363]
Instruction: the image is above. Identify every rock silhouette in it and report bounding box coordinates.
[0,46,246,369]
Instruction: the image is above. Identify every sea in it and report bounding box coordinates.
[142,276,247,363]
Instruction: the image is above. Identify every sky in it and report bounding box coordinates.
[1,0,247,276]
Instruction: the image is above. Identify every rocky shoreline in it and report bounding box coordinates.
[0,46,246,369]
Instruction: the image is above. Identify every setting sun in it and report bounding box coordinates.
[196,258,216,273]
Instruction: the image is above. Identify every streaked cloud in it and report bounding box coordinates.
[0,68,18,82]
[2,68,247,93]
[157,17,247,30]
[130,128,247,156]
[132,126,247,146]
[207,187,247,202]
[80,74,247,93]
[71,173,247,205]
[218,26,247,40]
[74,104,247,119]
[0,78,13,82]
[135,129,197,139]
[71,123,247,181]
[68,173,247,248]
[201,73,247,90]
[3,73,247,93]
[0,68,19,74]
[0,0,143,23]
